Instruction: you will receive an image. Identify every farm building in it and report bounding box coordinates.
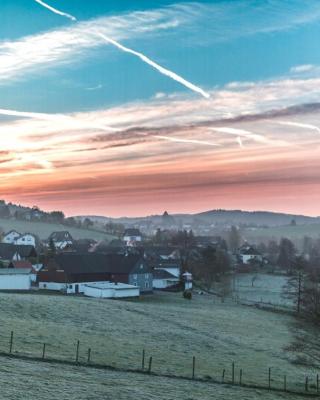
[0,268,32,290]
[8,260,37,282]
[83,282,140,298]
[154,259,181,278]
[38,253,153,294]
[153,269,180,289]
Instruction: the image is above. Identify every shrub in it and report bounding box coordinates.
[183,290,192,300]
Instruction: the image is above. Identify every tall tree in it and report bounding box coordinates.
[278,238,296,272]
[228,226,241,252]
[282,256,306,313]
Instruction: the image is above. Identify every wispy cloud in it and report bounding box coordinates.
[290,64,316,74]
[0,5,189,83]
[277,120,320,133]
[153,135,220,147]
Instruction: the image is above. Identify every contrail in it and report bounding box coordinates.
[33,0,210,99]
[209,127,271,144]
[96,33,210,99]
[153,135,220,146]
[34,0,76,21]
[277,121,320,133]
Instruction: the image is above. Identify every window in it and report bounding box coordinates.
[145,282,149,288]
[145,273,149,279]
[69,285,73,289]
[133,274,137,279]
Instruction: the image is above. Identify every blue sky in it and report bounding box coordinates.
[2,0,320,112]
[1,1,320,216]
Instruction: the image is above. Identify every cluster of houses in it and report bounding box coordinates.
[0,228,192,299]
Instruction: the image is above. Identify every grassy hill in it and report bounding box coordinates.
[243,223,320,241]
[0,218,115,241]
[0,290,316,396]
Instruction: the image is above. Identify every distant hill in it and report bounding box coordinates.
[77,209,319,228]
[0,218,114,242]
[194,209,319,226]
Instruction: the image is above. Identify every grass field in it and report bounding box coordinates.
[0,290,317,397]
[235,273,291,306]
[0,356,307,400]
[0,218,114,241]
[243,223,320,241]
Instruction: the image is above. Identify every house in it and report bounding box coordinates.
[2,230,21,244]
[238,245,263,265]
[83,282,140,299]
[153,269,180,289]
[38,253,153,294]
[154,259,181,278]
[0,268,32,290]
[48,231,74,250]
[0,243,37,264]
[15,233,37,247]
[123,228,142,246]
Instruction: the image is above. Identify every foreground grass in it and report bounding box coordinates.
[0,291,316,394]
[0,356,308,400]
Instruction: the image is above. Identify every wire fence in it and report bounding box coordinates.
[1,329,319,397]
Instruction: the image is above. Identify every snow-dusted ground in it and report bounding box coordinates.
[234,273,292,306]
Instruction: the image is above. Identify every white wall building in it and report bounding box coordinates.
[0,269,32,290]
[84,282,140,298]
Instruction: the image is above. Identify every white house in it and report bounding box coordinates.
[238,245,263,265]
[83,282,140,298]
[48,231,74,250]
[123,228,142,246]
[0,268,32,290]
[2,230,21,244]
[15,233,37,247]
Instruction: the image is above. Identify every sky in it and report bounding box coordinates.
[1,0,320,217]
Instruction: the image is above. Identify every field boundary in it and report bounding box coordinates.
[1,348,318,398]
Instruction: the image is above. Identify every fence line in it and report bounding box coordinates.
[1,330,319,398]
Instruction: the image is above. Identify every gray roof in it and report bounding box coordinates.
[0,268,32,275]
[153,269,179,280]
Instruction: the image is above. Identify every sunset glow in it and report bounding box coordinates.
[2,1,320,216]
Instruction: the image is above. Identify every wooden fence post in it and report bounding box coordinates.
[87,348,91,364]
[9,331,13,354]
[42,343,46,359]
[192,356,195,379]
[268,367,271,389]
[142,349,145,370]
[148,356,152,374]
[75,340,80,363]
[305,376,309,392]
[239,369,242,385]
[232,362,235,384]
[222,369,225,383]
